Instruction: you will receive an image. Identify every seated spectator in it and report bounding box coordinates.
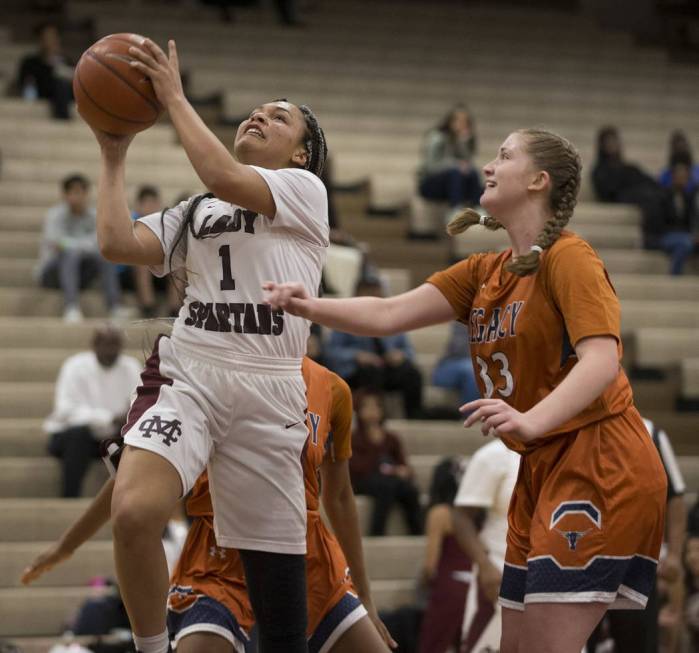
[645,154,698,275]
[417,104,482,217]
[326,278,424,419]
[44,325,141,497]
[588,416,687,653]
[16,22,74,120]
[431,322,479,408]
[349,389,422,536]
[659,130,699,194]
[37,174,123,322]
[452,438,519,652]
[592,126,667,247]
[121,185,182,317]
[417,457,471,653]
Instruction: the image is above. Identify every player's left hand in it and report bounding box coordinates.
[128,37,184,109]
[461,398,540,442]
[21,542,72,585]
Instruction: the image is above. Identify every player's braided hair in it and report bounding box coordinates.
[298,103,327,177]
[447,128,581,276]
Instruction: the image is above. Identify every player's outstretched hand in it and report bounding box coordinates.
[21,542,72,585]
[262,281,312,318]
[128,37,184,109]
[460,398,540,443]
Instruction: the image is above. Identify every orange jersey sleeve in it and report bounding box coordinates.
[328,372,353,461]
[426,253,490,322]
[543,237,621,347]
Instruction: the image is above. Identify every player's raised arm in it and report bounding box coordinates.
[21,479,114,585]
[93,130,165,266]
[264,282,457,336]
[128,39,314,218]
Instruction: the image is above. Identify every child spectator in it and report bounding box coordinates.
[349,389,422,536]
[326,278,424,419]
[44,325,141,497]
[418,104,482,217]
[37,174,123,322]
[122,185,183,317]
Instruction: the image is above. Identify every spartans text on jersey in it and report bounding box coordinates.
[185,301,284,335]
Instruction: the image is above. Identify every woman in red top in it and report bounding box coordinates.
[264,128,666,653]
[349,390,422,536]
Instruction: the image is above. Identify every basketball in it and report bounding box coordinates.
[72,33,162,135]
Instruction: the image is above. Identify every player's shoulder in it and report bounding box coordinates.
[546,231,598,262]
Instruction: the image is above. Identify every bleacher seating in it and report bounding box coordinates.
[0,0,697,643]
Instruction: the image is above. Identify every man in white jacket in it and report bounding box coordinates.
[45,324,141,496]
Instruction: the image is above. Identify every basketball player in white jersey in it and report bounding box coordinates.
[89,36,328,653]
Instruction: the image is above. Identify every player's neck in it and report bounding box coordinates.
[502,206,552,258]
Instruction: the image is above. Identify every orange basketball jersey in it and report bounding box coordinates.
[428,231,634,453]
[168,357,355,636]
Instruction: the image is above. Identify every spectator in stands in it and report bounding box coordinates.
[349,389,422,536]
[645,154,698,275]
[44,324,141,497]
[121,185,182,317]
[587,417,687,653]
[15,22,74,120]
[592,125,667,248]
[37,174,123,322]
[417,457,471,653]
[452,438,519,652]
[431,322,479,408]
[326,278,424,419]
[418,104,483,216]
[659,129,699,194]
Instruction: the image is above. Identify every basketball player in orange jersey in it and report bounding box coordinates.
[263,128,667,653]
[22,356,395,653]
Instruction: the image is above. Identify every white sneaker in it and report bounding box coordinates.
[63,305,84,323]
[109,305,135,321]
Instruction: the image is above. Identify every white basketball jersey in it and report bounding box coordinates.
[138,165,329,361]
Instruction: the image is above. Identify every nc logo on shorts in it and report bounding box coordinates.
[549,501,601,551]
[139,415,182,446]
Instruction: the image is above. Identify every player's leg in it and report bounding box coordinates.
[519,602,607,653]
[499,606,523,653]
[176,633,234,653]
[328,615,390,653]
[111,445,182,643]
[239,549,308,653]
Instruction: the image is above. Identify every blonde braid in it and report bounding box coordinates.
[446,208,504,236]
[506,130,582,276]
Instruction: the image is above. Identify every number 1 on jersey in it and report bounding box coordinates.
[218,245,236,290]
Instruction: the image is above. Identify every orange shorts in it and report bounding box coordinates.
[500,406,666,611]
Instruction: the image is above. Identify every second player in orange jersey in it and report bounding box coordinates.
[22,356,395,653]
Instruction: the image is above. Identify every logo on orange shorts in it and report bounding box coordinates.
[550,501,601,552]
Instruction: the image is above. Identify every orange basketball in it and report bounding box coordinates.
[73,33,162,135]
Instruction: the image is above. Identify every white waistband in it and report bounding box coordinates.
[169,334,302,374]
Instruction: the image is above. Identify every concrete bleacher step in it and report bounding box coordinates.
[0,317,171,349]
[0,536,424,590]
[634,328,699,368]
[0,586,96,637]
[0,348,144,383]
[0,499,112,543]
[0,286,141,317]
[0,541,115,589]
[681,358,699,401]
[0,457,109,497]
